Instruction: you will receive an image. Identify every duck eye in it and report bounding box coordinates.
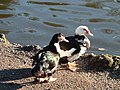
[58,33,63,38]
[83,29,88,34]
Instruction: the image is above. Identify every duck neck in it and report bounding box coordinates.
[49,37,58,46]
[75,34,85,38]
[48,39,60,54]
[74,34,90,49]
[74,34,86,43]
[54,42,61,54]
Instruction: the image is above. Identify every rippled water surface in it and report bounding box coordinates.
[0,0,120,55]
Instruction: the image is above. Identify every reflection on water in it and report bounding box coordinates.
[27,1,69,5]
[0,0,120,55]
[0,0,15,5]
[89,18,115,23]
[101,29,115,34]
[0,30,10,34]
[49,8,67,12]
[0,14,13,18]
[28,17,39,21]
[107,8,120,16]
[43,22,64,27]
[0,5,11,10]
[0,0,16,10]
[83,1,102,9]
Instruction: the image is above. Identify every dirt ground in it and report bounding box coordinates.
[0,43,120,90]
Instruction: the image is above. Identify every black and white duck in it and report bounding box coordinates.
[32,33,69,65]
[59,26,93,71]
[0,33,10,45]
[31,33,69,83]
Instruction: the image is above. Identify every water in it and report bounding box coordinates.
[0,0,120,55]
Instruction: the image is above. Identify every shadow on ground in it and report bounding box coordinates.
[0,82,22,90]
[0,68,32,90]
[0,68,31,81]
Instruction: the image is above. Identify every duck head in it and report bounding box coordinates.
[50,33,69,43]
[75,26,93,36]
[75,26,93,49]
[49,33,69,47]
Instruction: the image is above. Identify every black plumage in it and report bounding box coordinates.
[59,35,86,55]
[31,51,59,78]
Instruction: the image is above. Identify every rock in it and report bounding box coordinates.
[79,54,120,71]
[20,45,42,52]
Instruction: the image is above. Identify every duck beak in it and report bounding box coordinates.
[60,36,69,42]
[62,37,69,42]
[88,32,94,36]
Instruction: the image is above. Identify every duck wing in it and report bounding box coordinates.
[59,36,83,55]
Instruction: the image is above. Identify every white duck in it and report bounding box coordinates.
[59,26,93,71]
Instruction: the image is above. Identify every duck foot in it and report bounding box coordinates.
[67,62,79,72]
[34,77,57,84]
[40,77,57,83]
[33,78,48,84]
[48,77,57,82]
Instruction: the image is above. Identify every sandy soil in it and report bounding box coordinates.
[0,43,120,90]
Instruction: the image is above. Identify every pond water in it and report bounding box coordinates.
[0,0,120,55]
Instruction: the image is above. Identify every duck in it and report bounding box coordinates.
[32,33,69,66]
[59,25,93,71]
[0,33,10,45]
[31,33,69,83]
[31,51,60,83]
